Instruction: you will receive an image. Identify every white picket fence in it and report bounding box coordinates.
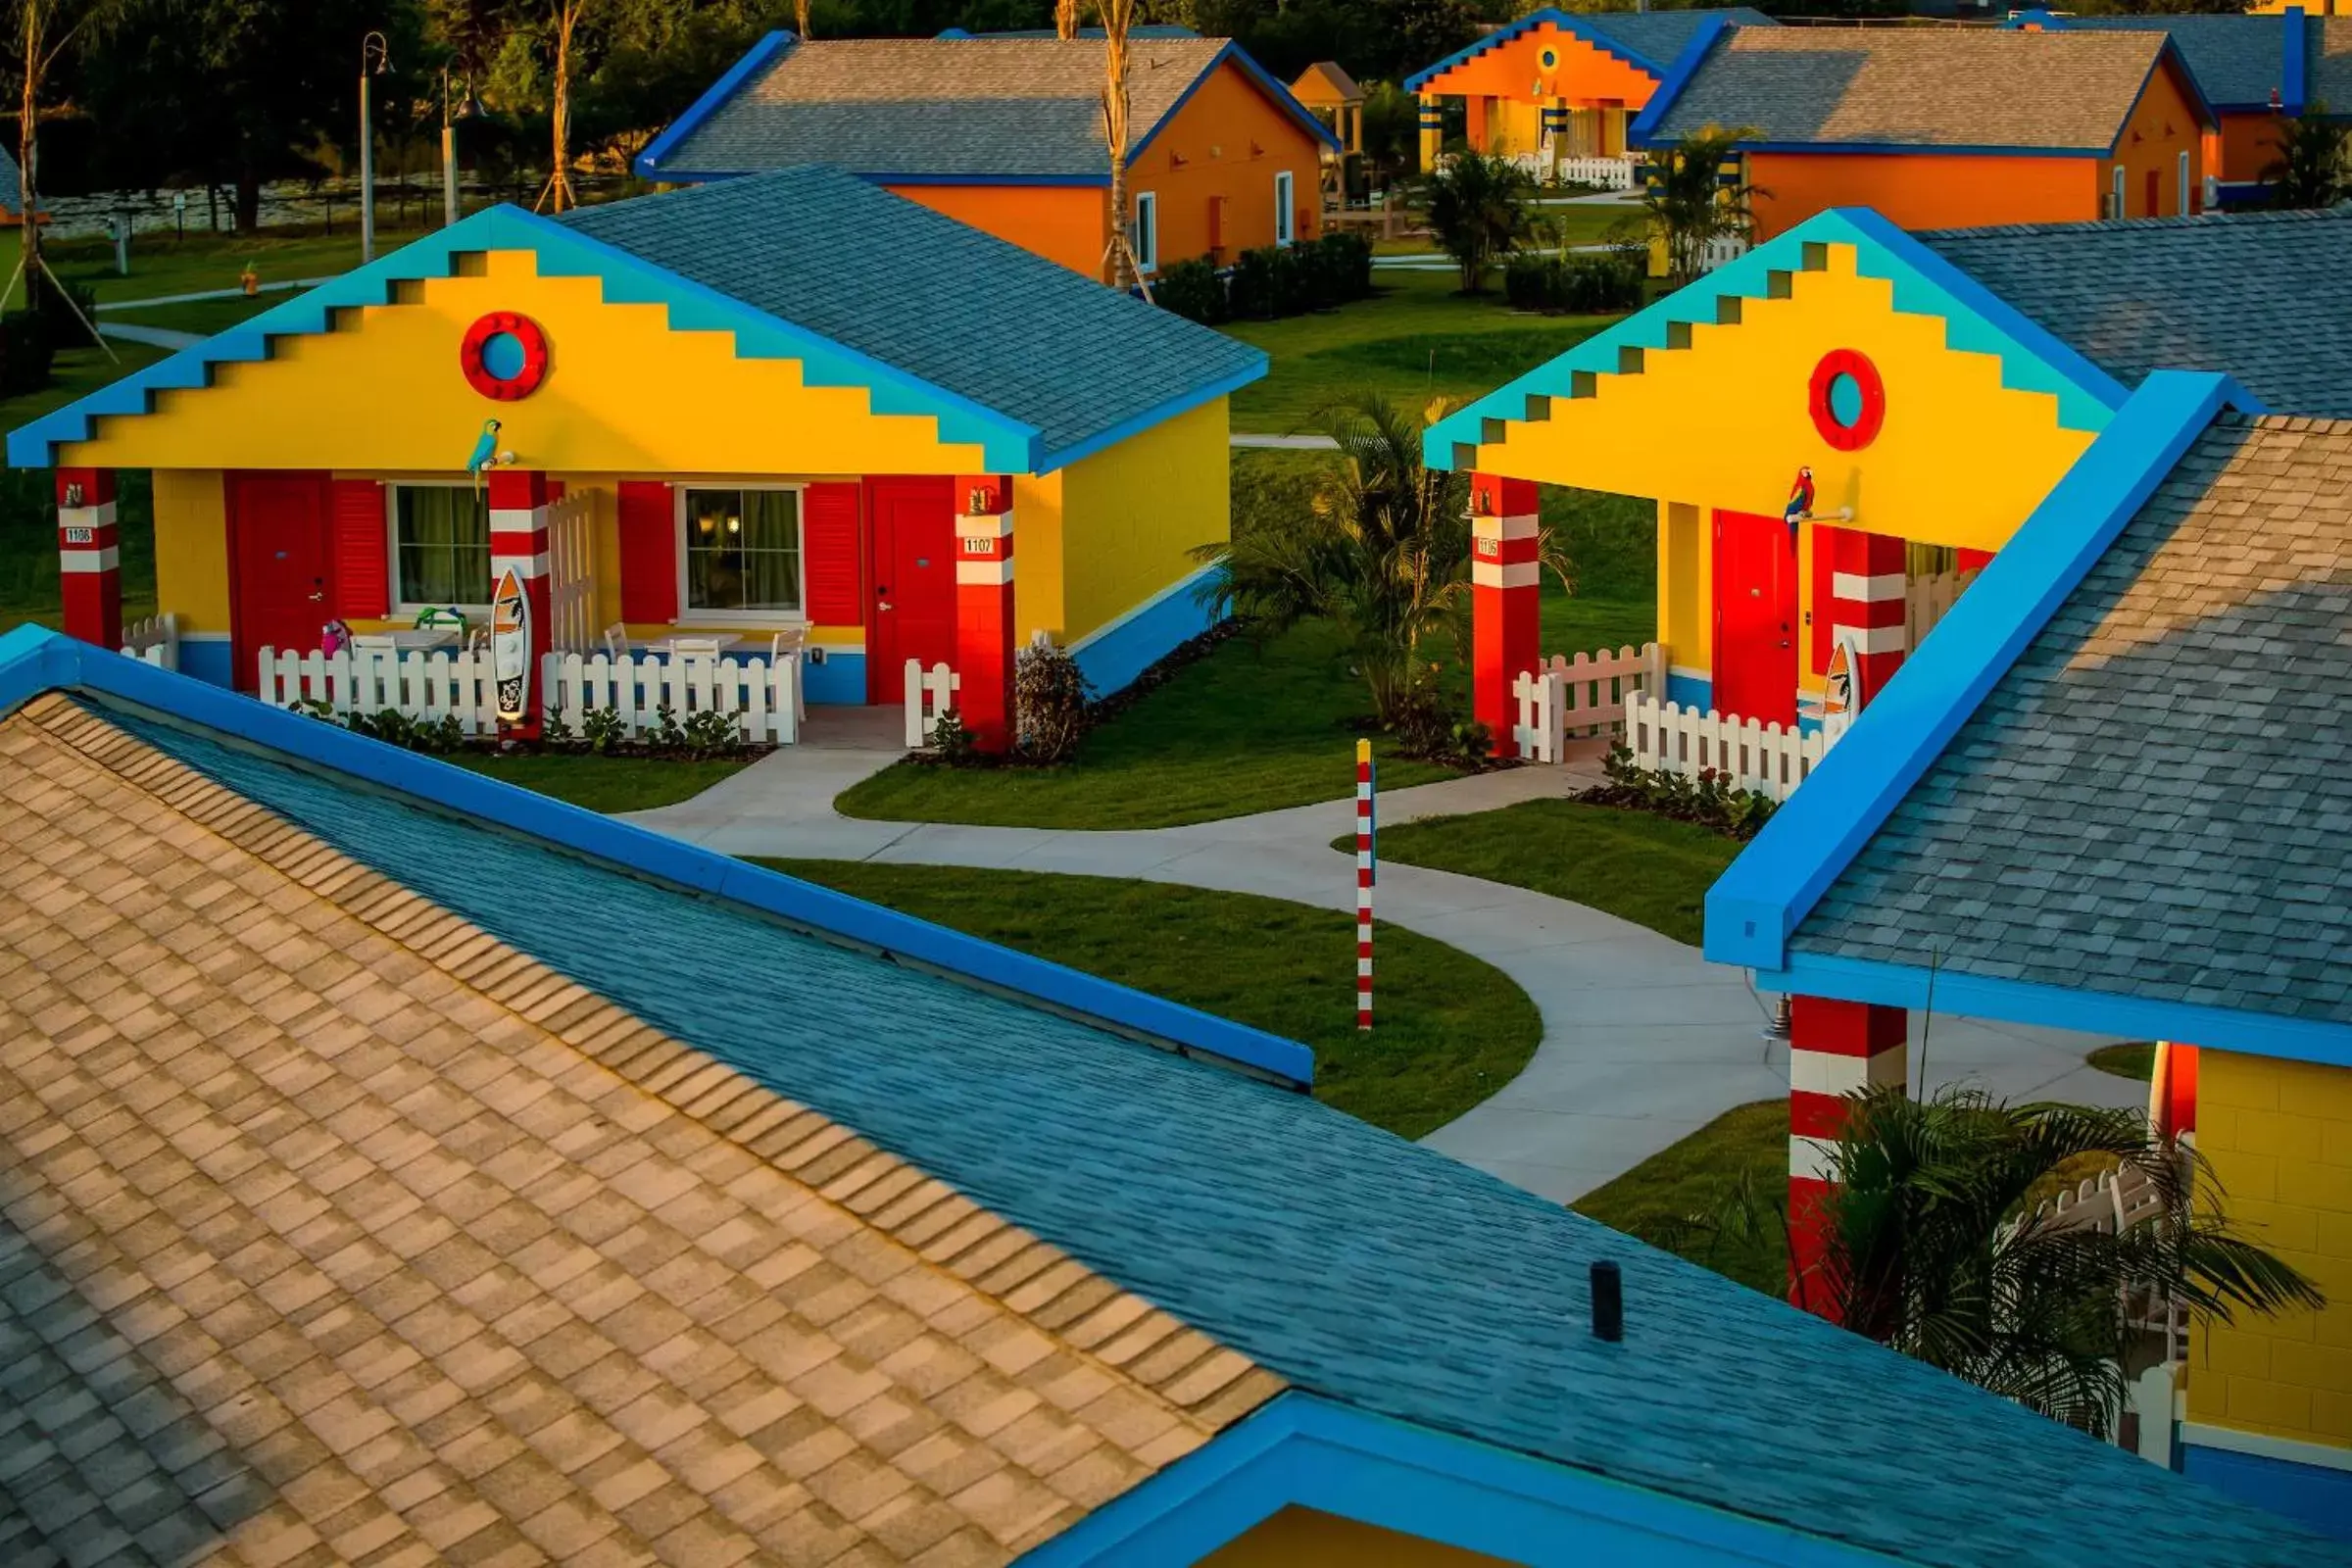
[120,612,177,671]
[904,660,959,749]
[1551,155,1639,190]
[1511,642,1664,763]
[1626,690,1828,803]
[260,644,801,744]
[1696,234,1751,274]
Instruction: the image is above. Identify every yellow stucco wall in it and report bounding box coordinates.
[1012,467,1068,643]
[1657,499,1708,675]
[60,251,991,478]
[1057,397,1230,642]
[2189,1050,2352,1451]
[152,469,230,638]
[1201,1507,1516,1565]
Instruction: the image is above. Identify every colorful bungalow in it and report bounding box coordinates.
[1631,22,2216,238]
[1422,203,2352,758]
[1289,59,1362,203]
[635,32,1335,282]
[7,167,1261,748]
[1403,7,1772,181]
[0,630,2337,1565]
[1705,378,2352,1541]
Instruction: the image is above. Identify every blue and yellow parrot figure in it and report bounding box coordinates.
[466,418,503,492]
[1784,466,1815,545]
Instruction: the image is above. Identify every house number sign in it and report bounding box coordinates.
[962,535,997,555]
[63,526,93,544]
[1476,537,1500,559]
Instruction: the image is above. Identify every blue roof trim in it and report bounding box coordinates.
[2283,5,2308,115]
[7,203,1046,474]
[1703,369,2249,973]
[635,29,795,179]
[1424,206,2129,472]
[1626,13,1737,147]
[2130,39,2224,142]
[0,629,1316,1087]
[1132,40,1342,160]
[1015,1393,1903,1568]
[1039,355,1263,470]
[862,171,1112,187]
[1405,8,1671,95]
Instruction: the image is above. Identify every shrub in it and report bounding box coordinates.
[342,707,464,754]
[1317,229,1374,302]
[928,708,981,764]
[680,707,740,756]
[1227,246,1282,319]
[1155,232,1371,326]
[1503,251,1643,316]
[1154,258,1228,324]
[579,706,626,754]
[1592,745,1777,839]
[0,310,56,396]
[1014,639,1092,763]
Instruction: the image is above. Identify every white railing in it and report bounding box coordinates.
[545,490,597,656]
[1511,642,1664,763]
[120,612,177,671]
[261,645,801,744]
[1696,234,1751,274]
[1905,567,1978,651]
[904,660,959,749]
[1626,691,1827,803]
[1551,155,1639,190]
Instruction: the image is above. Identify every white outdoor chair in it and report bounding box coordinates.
[603,622,629,662]
[769,629,808,724]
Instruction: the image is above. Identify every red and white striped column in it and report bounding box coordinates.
[1827,528,1907,706]
[1471,473,1540,758]
[955,475,1016,755]
[1355,738,1374,1032]
[56,468,122,652]
[1788,995,1907,1320]
[488,468,552,738]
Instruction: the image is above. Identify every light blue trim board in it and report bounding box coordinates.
[1016,1393,1910,1568]
[2184,1442,2352,1544]
[1405,7,1674,95]
[0,625,1315,1089]
[634,30,795,178]
[1066,561,1224,699]
[1703,369,2250,974]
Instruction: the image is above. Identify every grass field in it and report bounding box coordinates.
[1574,1100,1787,1296]
[761,859,1543,1140]
[444,752,753,814]
[2088,1042,2156,1081]
[105,293,280,337]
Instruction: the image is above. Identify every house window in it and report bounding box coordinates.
[390,484,490,607]
[1133,191,1158,274]
[2109,166,2127,220]
[1275,171,1296,245]
[2179,150,2192,215]
[681,488,804,614]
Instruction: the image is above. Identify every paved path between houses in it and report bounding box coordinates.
[620,720,2141,1204]
[1231,432,1338,450]
[97,320,202,351]
[94,277,335,312]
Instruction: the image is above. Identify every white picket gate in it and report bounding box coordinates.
[543,651,799,744]
[904,660,959,749]
[1511,642,1664,762]
[545,490,597,656]
[120,612,177,671]
[1626,691,1828,803]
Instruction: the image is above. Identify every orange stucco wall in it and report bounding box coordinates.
[1747,151,2096,239]
[1418,23,1657,109]
[884,181,1107,277]
[1135,58,1325,270]
[2218,109,2285,185]
[2098,59,2204,219]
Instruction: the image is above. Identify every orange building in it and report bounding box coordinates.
[1633,22,2217,240]
[637,31,1335,283]
[1405,8,1772,177]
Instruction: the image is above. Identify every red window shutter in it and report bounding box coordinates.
[803,482,862,626]
[617,481,676,623]
[329,479,388,618]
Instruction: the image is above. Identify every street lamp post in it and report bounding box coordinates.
[360,31,390,262]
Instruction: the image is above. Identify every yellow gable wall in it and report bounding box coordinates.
[1456,242,2100,556]
[1201,1507,1517,1566]
[60,250,995,478]
[1057,396,1229,642]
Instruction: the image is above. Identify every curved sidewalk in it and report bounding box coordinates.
[623,748,2137,1203]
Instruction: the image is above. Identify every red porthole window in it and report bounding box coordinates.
[1808,349,1885,452]
[461,312,551,401]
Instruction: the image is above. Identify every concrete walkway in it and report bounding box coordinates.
[622,721,2139,1203]
[93,277,335,312]
[1231,432,1338,450]
[98,320,201,350]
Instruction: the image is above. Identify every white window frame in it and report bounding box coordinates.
[2110,166,2128,220]
[2178,150,2191,215]
[1132,190,1159,275]
[385,481,493,615]
[672,482,810,628]
[1274,170,1296,246]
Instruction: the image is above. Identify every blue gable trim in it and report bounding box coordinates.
[1702,369,2249,975]
[1014,1393,1903,1567]
[1423,206,2129,473]
[1627,13,1740,147]
[1133,41,1342,161]
[1405,7,1673,96]
[635,30,795,179]
[2125,40,2224,145]
[0,629,1315,1088]
[6,203,1047,474]
[2283,5,2309,115]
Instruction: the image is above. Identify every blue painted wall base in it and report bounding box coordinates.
[1070,564,1223,699]
[2182,1442,2352,1543]
[1664,672,1713,711]
[177,636,233,690]
[798,650,867,707]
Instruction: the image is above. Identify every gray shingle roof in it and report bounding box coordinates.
[2310,16,2352,111]
[1920,207,2352,417]
[557,167,1262,466]
[2038,14,2286,109]
[653,34,1239,179]
[1579,7,1774,70]
[1647,26,2169,150]
[1795,414,2352,1028]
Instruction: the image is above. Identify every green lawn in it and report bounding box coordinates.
[2088,1042,2156,1082]
[104,293,279,337]
[761,859,1542,1140]
[1575,1100,1787,1296]
[445,753,753,813]
[1364,798,1739,946]
[20,223,430,309]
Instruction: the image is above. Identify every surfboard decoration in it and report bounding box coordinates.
[1823,635,1857,719]
[491,566,530,723]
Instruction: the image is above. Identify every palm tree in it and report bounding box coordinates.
[534,0,594,214]
[6,0,122,341]
[795,0,810,39]
[2262,104,2349,210]
[1055,0,1077,40]
[1812,1088,2322,1435]
[1640,124,1763,284]
[1420,149,1533,293]
[1098,0,1146,292]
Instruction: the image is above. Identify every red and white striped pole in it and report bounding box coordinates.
[1356,738,1375,1031]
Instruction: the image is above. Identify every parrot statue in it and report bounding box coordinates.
[466,417,504,492]
[1784,466,1815,545]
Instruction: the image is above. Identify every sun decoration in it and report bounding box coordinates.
[1808,349,1885,452]
[461,312,551,402]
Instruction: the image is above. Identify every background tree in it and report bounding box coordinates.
[1100,0,1143,288]
[1054,0,1075,38]
[1420,149,1532,294]
[4,0,127,310]
[2262,104,2350,210]
[1640,123,1761,284]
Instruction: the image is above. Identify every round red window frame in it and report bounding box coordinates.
[1807,349,1886,452]
[460,312,550,402]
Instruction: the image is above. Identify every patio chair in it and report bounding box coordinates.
[769,629,808,724]
[603,623,631,663]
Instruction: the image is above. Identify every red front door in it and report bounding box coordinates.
[865,476,957,703]
[1711,509,1798,726]
[2144,169,2161,218]
[227,470,333,691]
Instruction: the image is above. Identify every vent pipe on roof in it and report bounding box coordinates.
[1590,1260,1624,1342]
